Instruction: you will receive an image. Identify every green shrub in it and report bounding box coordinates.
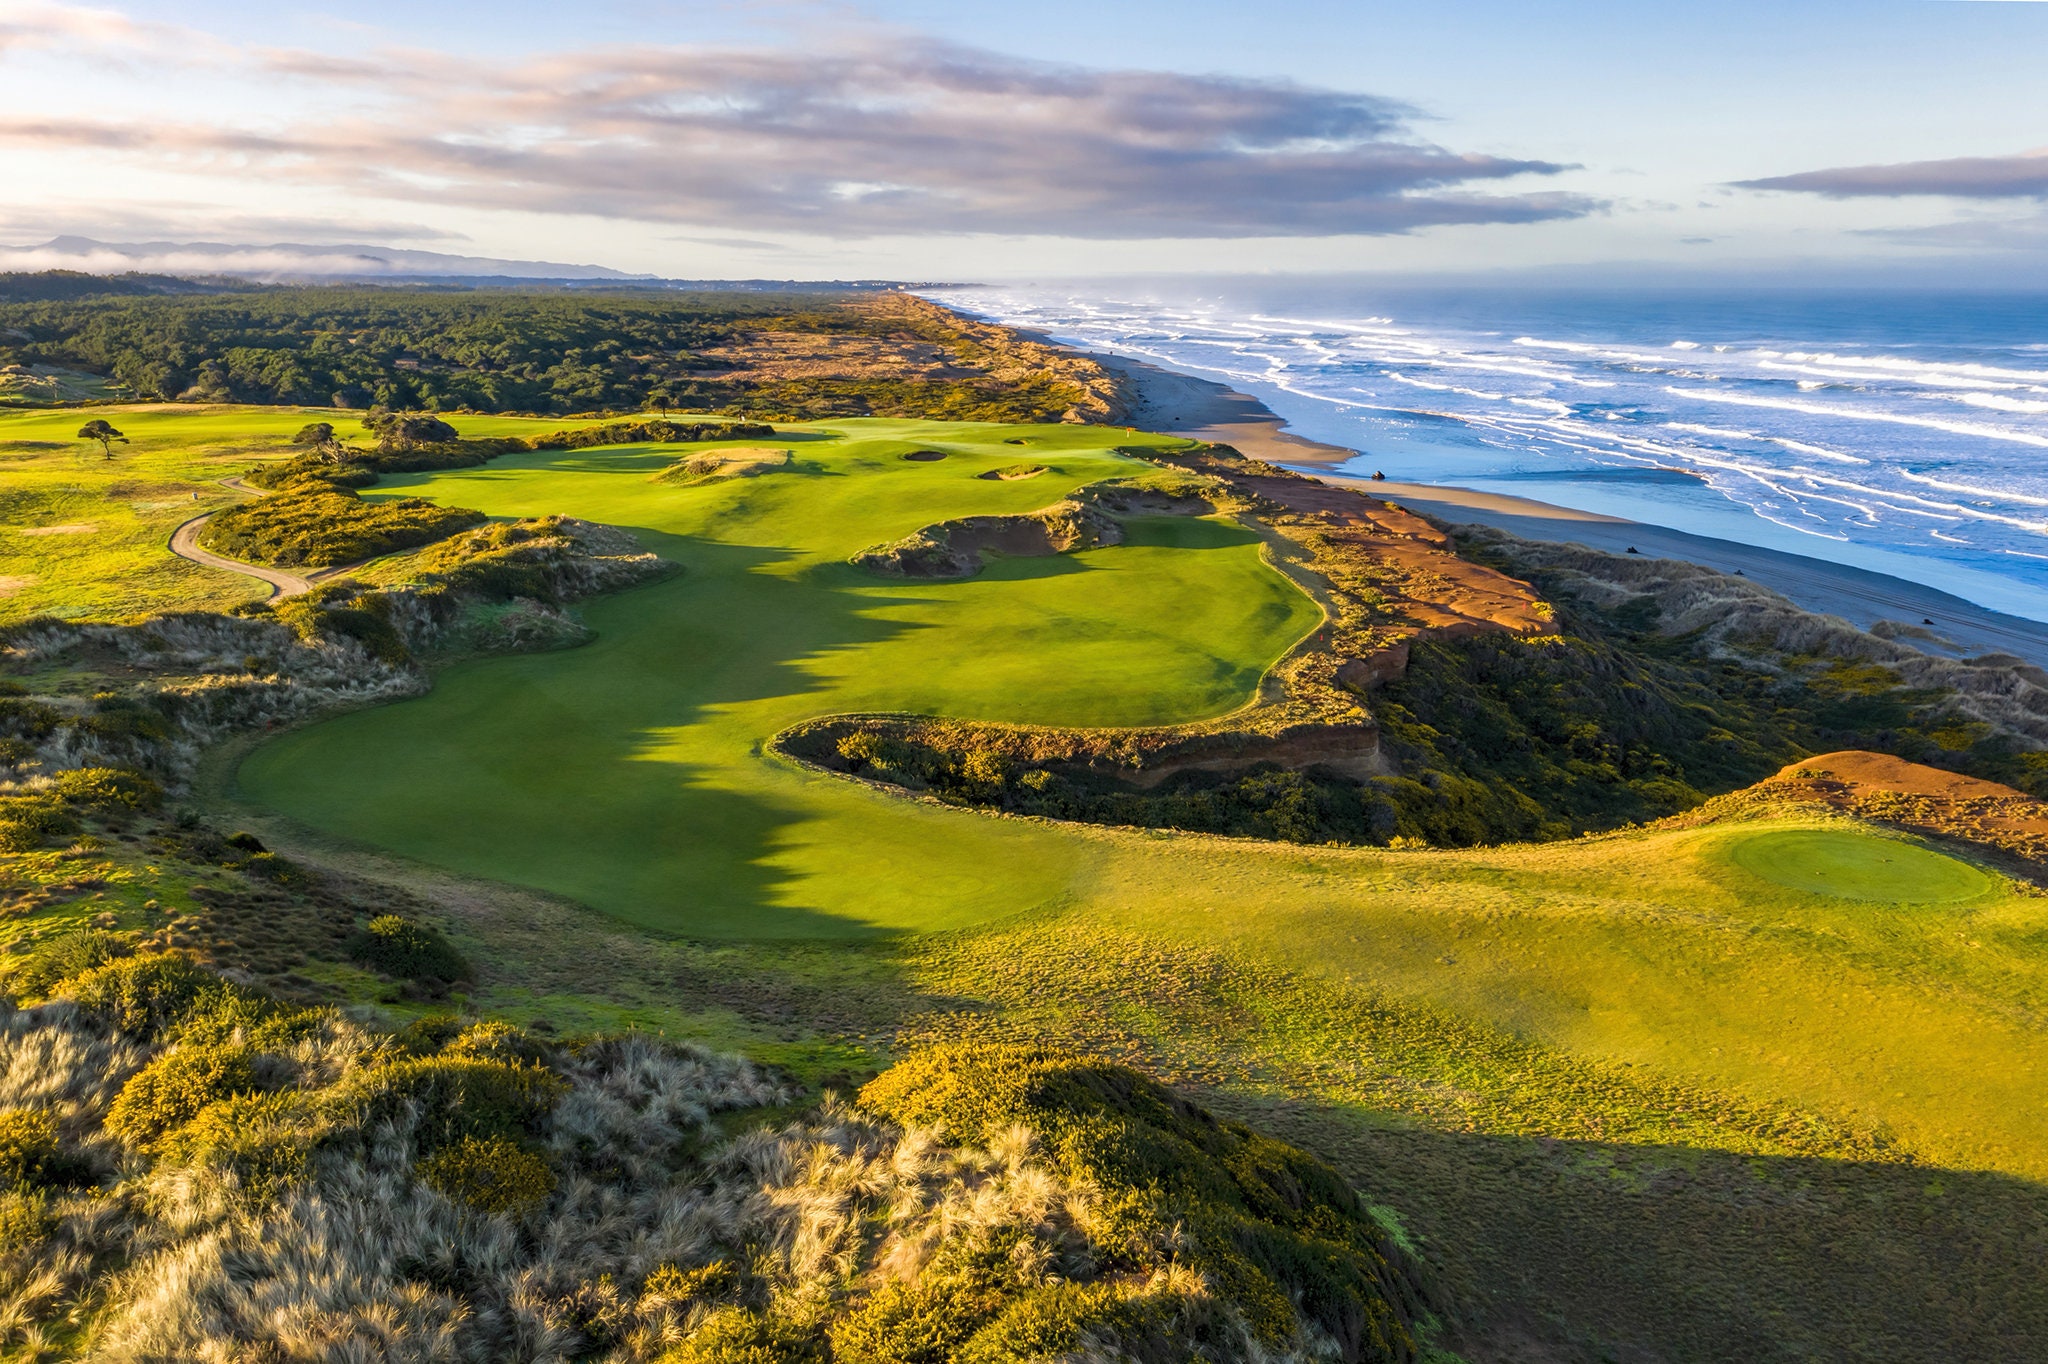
[394,1013,468,1055]
[0,797,79,851]
[829,1273,1006,1364]
[643,1261,737,1303]
[416,1134,556,1213]
[267,584,412,663]
[74,696,171,744]
[0,696,60,740]
[349,915,469,981]
[951,1282,1209,1364]
[160,1091,323,1197]
[333,1055,563,1150]
[106,1044,259,1147]
[199,486,485,569]
[441,1020,547,1066]
[0,1189,52,1252]
[0,1109,91,1189]
[861,1044,1426,1361]
[62,952,219,1039]
[0,926,115,1003]
[0,797,75,834]
[52,766,163,812]
[670,1306,828,1364]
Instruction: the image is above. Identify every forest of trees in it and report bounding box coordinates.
[0,284,1027,418]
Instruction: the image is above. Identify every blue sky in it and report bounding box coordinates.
[2,0,2045,280]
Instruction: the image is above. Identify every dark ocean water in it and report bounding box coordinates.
[940,281,2048,621]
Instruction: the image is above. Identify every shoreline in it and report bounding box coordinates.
[1087,349,2048,671]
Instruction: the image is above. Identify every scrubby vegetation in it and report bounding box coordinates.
[198,484,485,568]
[0,512,669,805]
[0,942,1426,1361]
[242,414,779,490]
[0,287,1126,423]
[851,498,1123,578]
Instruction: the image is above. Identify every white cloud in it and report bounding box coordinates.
[0,7,1597,241]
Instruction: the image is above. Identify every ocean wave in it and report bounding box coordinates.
[1665,387,2048,449]
[1956,392,2048,415]
[932,284,2048,607]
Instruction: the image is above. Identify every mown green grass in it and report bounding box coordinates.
[216,414,2048,1192]
[1723,826,1993,901]
[0,404,602,622]
[239,421,1317,935]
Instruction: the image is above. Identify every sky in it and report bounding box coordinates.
[1,0,2046,281]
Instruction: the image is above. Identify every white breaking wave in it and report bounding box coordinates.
[1665,386,2048,449]
[929,284,2048,605]
[1957,392,2048,415]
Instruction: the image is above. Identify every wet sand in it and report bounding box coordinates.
[1094,351,2048,670]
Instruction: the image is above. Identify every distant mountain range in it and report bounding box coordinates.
[0,236,651,282]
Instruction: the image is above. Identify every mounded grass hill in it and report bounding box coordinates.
[0,934,1432,1360]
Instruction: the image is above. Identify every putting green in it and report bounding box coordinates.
[237,420,1322,937]
[1721,827,1992,903]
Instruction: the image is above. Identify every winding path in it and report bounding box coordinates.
[166,477,312,599]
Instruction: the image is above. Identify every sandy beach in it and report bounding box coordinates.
[1096,351,2048,671]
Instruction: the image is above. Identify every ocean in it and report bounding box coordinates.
[937,281,2048,622]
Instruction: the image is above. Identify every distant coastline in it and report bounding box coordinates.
[1066,339,2048,672]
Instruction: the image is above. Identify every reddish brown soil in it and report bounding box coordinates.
[1156,446,1552,644]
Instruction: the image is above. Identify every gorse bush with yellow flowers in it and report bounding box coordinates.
[0,947,1428,1362]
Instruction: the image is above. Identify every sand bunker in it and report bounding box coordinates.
[18,523,97,536]
[651,447,791,486]
[853,500,1122,579]
[978,464,1048,481]
[901,450,948,462]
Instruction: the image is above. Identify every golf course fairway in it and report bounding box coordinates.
[221,418,2048,1181]
[237,420,1323,936]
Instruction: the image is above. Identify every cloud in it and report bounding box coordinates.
[1735,150,2048,199]
[0,0,232,62]
[0,201,467,245]
[0,17,1595,240]
[666,234,795,253]
[1854,210,2048,252]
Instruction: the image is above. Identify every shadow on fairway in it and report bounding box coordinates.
[236,530,952,940]
[1242,1106,2048,1364]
